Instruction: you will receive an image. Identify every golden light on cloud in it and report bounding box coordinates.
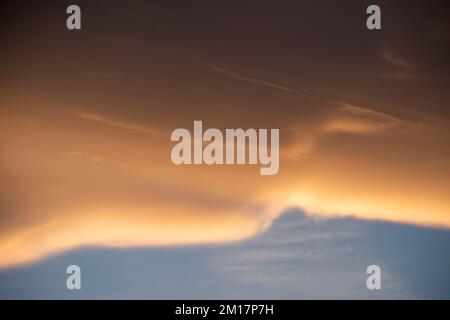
[0,206,265,268]
[0,96,449,269]
[0,1,449,269]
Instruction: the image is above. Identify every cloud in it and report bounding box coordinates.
[282,103,419,158]
[191,59,338,106]
[2,210,448,299]
[68,151,130,167]
[379,48,423,81]
[192,59,421,161]
[0,71,446,269]
[76,111,162,136]
[209,210,450,298]
[0,68,447,270]
[0,4,448,271]
[381,48,414,69]
[0,206,264,268]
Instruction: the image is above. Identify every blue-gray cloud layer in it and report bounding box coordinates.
[0,210,449,299]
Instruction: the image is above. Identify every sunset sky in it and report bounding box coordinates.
[0,0,449,298]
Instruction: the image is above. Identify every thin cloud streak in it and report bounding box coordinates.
[191,58,406,125]
[381,48,414,69]
[190,58,339,106]
[379,47,423,81]
[76,111,162,136]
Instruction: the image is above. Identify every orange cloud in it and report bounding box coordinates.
[0,34,448,269]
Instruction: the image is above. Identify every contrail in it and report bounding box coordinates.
[190,58,404,123]
[190,58,340,106]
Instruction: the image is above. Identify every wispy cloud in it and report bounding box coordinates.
[76,111,162,136]
[381,48,414,69]
[283,103,417,159]
[191,58,407,127]
[379,48,422,81]
[190,59,418,160]
[190,58,338,106]
[339,103,398,122]
[67,151,131,167]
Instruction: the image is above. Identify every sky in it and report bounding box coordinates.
[0,0,449,298]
